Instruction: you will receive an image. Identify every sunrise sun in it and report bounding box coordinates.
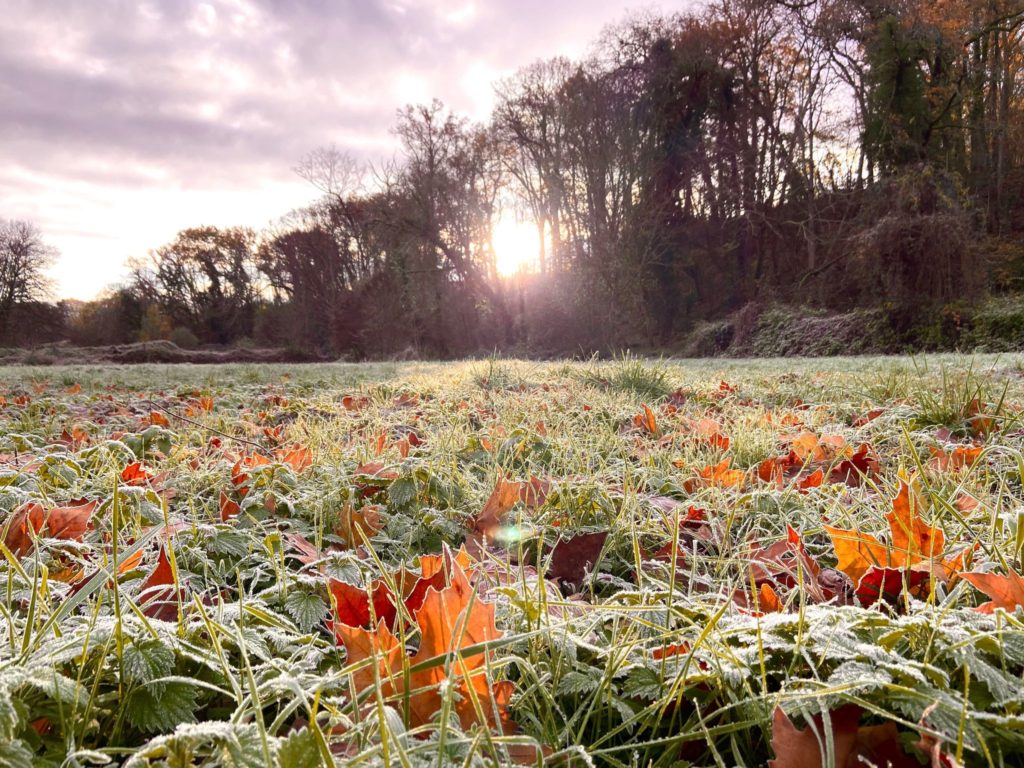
[492,216,540,277]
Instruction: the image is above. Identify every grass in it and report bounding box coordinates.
[0,354,1023,766]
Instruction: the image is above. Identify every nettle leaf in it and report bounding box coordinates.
[388,475,418,508]
[284,591,327,633]
[622,666,663,700]
[557,670,601,697]
[208,529,250,558]
[123,640,174,693]
[127,681,198,734]
[0,739,33,768]
[278,727,321,768]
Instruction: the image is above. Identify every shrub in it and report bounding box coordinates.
[168,326,199,349]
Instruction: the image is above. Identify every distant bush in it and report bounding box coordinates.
[169,326,199,349]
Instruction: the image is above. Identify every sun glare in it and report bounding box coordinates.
[493,217,540,277]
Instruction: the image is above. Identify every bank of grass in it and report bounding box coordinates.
[0,354,1023,766]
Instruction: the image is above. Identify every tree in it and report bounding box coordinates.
[0,220,54,342]
[131,227,258,344]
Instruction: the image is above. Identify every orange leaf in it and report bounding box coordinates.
[276,445,312,473]
[140,547,180,621]
[824,525,891,584]
[769,705,920,768]
[886,480,943,561]
[335,503,382,546]
[963,569,1024,613]
[121,462,154,486]
[219,491,241,522]
[474,478,521,536]
[147,410,170,428]
[758,583,784,613]
[633,404,658,435]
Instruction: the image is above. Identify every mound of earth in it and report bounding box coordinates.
[0,340,327,365]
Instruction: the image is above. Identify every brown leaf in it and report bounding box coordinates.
[769,705,919,768]
[547,531,608,590]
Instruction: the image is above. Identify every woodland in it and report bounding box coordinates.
[6,0,1024,358]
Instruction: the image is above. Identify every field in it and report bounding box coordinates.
[2,355,1024,767]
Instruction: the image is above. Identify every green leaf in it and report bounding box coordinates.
[208,529,250,558]
[284,591,327,633]
[126,682,197,734]
[621,667,663,700]
[0,738,33,768]
[388,475,417,508]
[277,727,321,768]
[123,640,174,694]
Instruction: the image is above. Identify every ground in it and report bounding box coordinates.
[1,354,1023,767]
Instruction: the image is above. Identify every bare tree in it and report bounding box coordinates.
[0,219,54,341]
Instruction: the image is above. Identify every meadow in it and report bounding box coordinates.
[1,354,1024,767]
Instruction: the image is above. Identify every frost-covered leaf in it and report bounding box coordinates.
[126,682,197,734]
[123,640,174,694]
[284,591,327,633]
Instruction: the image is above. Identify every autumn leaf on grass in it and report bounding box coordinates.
[121,462,155,486]
[334,503,383,546]
[139,546,184,622]
[679,417,730,451]
[682,459,745,493]
[746,525,851,606]
[472,478,522,539]
[856,566,931,608]
[769,705,922,768]
[352,462,399,499]
[2,499,98,556]
[334,548,512,733]
[928,444,983,472]
[146,410,170,428]
[219,490,241,522]
[825,480,975,605]
[632,403,658,435]
[962,569,1024,613]
[546,531,608,591]
[275,444,313,473]
[965,398,996,437]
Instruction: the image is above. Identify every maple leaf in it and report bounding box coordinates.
[276,445,313,473]
[147,410,170,428]
[334,547,512,732]
[219,490,241,522]
[633,403,658,435]
[683,459,745,493]
[825,480,974,604]
[121,462,155,486]
[327,579,398,634]
[334,503,383,546]
[856,566,930,608]
[962,569,1024,613]
[2,499,98,556]
[928,445,983,472]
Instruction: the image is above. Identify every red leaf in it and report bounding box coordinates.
[856,566,930,608]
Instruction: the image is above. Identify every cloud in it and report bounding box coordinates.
[0,0,676,299]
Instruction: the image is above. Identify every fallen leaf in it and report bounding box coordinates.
[962,569,1024,613]
[547,531,608,590]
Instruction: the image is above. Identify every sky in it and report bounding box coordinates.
[0,0,678,301]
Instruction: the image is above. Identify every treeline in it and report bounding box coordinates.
[10,0,1024,357]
